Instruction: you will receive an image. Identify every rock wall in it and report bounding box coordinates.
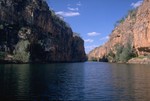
[88,0,150,63]
[133,0,150,55]
[0,0,87,63]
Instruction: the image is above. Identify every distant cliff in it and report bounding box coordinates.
[88,0,150,64]
[0,0,87,63]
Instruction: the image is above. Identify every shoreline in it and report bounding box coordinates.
[0,60,87,64]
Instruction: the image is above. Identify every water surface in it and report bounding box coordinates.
[0,62,150,101]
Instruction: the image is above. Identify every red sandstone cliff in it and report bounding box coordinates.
[88,0,150,64]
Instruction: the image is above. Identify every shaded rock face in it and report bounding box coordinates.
[71,35,87,62]
[0,0,87,63]
[88,0,150,63]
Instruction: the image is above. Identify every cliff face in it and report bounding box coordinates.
[0,0,87,63]
[133,0,150,55]
[88,0,150,63]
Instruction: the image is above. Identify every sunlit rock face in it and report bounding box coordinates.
[0,0,87,63]
[88,0,150,63]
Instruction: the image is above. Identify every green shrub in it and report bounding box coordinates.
[118,18,125,23]
[89,57,98,61]
[106,41,136,63]
[14,52,30,62]
[136,55,145,59]
[115,44,124,62]
[128,9,137,19]
[114,43,136,62]
[119,43,132,62]
[13,40,30,62]
[114,17,125,27]
[114,9,137,28]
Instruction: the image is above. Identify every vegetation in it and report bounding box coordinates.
[119,43,136,62]
[114,17,125,27]
[89,57,98,61]
[114,44,124,62]
[110,8,138,62]
[107,43,136,63]
[128,9,137,19]
[14,52,30,62]
[13,40,30,62]
[136,55,150,59]
[114,8,137,28]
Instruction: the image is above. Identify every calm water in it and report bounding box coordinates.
[0,62,150,101]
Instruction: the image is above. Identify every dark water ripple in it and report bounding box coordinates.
[0,62,150,101]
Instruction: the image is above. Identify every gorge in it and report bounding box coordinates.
[88,0,150,64]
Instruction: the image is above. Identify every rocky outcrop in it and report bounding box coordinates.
[88,0,150,64]
[0,0,87,63]
[128,57,150,64]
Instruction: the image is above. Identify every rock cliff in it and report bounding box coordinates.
[88,0,150,64]
[0,0,87,63]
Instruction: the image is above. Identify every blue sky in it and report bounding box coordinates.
[47,0,143,53]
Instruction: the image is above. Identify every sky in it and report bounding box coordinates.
[46,0,143,53]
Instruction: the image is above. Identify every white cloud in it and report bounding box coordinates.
[84,39,94,43]
[87,32,101,36]
[100,36,109,41]
[131,0,143,8]
[55,11,80,17]
[68,7,79,11]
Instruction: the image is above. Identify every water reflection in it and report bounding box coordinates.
[0,62,150,101]
[0,64,31,100]
[29,63,85,100]
[110,64,150,101]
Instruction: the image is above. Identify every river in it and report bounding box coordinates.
[0,62,150,101]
